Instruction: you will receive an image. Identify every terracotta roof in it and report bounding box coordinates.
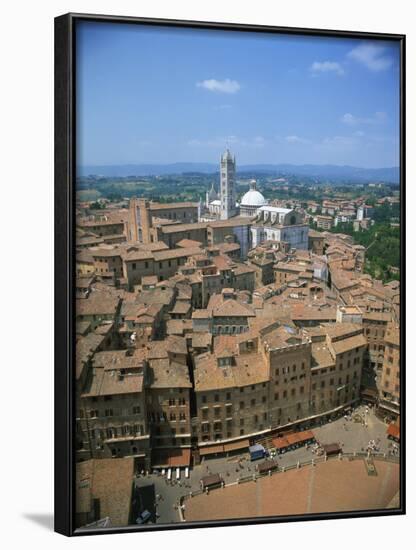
[194,350,269,391]
[387,423,400,440]
[160,222,207,234]
[77,294,120,317]
[330,334,367,355]
[76,458,134,527]
[148,358,192,388]
[151,448,191,467]
[92,350,146,371]
[311,342,335,369]
[149,201,198,210]
[212,300,255,318]
[153,247,202,261]
[82,368,144,397]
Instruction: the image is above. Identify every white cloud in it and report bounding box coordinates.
[347,43,393,72]
[317,135,358,149]
[341,111,387,126]
[196,78,241,94]
[310,61,344,76]
[285,135,310,144]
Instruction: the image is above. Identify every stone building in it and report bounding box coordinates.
[194,334,270,443]
[146,337,193,450]
[308,229,325,255]
[76,293,121,330]
[207,217,253,259]
[77,349,150,468]
[315,215,334,230]
[128,198,199,243]
[264,326,312,427]
[192,322,366,447]
[378,323,400,417]
[122,246,202,289]
[251,206,309,250]
[362,311,391,371]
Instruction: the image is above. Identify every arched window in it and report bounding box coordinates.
[290,215,296,225]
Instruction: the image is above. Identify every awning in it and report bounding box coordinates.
[387,424,400,441]
[285,433,301,446]
[223,439,250,452]
[199,444,224,456]
[152,448,191,467]
[272,437,290,450]
[297,430,315,443]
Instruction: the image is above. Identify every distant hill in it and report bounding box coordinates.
[78,163,399,183]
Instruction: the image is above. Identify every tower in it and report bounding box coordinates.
[220,149,236,220]
[136,199,152,244]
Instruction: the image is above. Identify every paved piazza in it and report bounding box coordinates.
[184,459,399,522]
[134,405,400,524]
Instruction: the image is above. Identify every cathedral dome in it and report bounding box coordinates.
[240,189,267,207]
[241,180,267,207]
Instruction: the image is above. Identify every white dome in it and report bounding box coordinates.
[240,189,267,207]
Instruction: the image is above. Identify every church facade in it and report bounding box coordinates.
[251,205,309,250]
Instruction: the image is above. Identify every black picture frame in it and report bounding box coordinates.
[55,12,406,537]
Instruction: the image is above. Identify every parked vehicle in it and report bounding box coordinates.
[249,444,266,461]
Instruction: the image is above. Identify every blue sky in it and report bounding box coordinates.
[76,21,400,169]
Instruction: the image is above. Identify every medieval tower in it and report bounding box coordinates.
[220,149,237,220]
